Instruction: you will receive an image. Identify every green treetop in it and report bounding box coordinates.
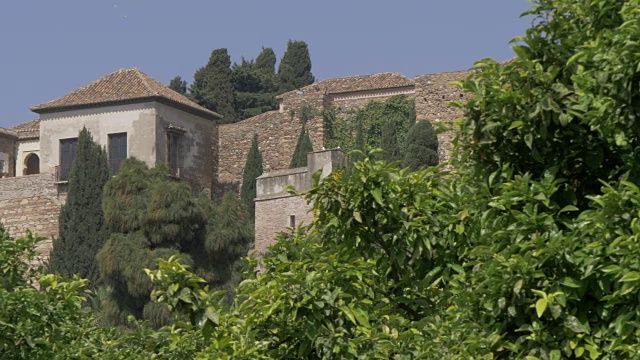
[168,76,187,95]
[277,40,314,92]
[190,48,236,122]
[403,120,439,170]
[290,126,314,168]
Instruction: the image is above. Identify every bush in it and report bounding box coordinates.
[403,120,439,170]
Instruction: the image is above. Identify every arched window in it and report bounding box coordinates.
[25,153,40,175]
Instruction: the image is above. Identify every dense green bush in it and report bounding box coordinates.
[403,120,439,170]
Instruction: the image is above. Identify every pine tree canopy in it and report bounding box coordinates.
[255,47,276,75]
[48,127,110,288]
[240,134,263,217]
[189,48,236,122]
[403,120,439,171]
[290,126,314,168]
[168,76,187,95]
[277,40,314,92]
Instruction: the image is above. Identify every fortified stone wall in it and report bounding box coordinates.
[414,70,474,164]
[0,173,64,261]
[254,149,345,255]
[217,90,325,195]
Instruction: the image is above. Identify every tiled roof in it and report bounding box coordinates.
[9,119,40,139]
[30,68,221,120]
[0,128,18,138]
[311,72,414,94]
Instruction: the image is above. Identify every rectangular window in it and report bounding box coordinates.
[0,160,4,173]
[59,138,78,181]
[108,133,127,174]
[167,131,183,177]
[289,215,296,228]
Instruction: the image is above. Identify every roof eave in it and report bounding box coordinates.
[30,96,222,121]
[328,84,415,96]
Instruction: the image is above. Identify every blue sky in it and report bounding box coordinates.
[0,1,531,128]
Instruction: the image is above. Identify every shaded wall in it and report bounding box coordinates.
[414,70,474,164]
[0,173,64,261]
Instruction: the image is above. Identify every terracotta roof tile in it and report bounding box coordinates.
[9,119,40,139]
[277,72,415,100]
[311,72,414,94]
[30,68,221,120]
[0,128,18,138]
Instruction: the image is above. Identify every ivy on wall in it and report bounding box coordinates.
[324,95,416,159]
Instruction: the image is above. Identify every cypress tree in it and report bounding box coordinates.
[255,47,277,75]
[190,48,237,122]
[278,40,315,92]
[381,120,401,163]
[290,126,314,168]
[352,117,366,165]
[240,134,263,217]
[49,127,110,288]
[168,76,187,95]
[403,120,439,171]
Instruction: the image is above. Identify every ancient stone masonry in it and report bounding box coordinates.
[254,149,345,255]
[414,70,474,165]
[0,173,65,261]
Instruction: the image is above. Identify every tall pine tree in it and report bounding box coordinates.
[255,47,276,74]
[190,48,236,122]
[278,40,315,92]
[290,126,314,168]
[49,127,110,288]
[240,134,263,217]
[168,76,187,95]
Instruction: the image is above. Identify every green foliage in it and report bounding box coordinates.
[255,47,276,74]
[403,120,439,170]
[98,158,206,326]
[380,120,401,163]
[277,40,315,92]
[232,57,278,120]
[240,134,263,218]
[168,75,187,95]
[190,48,237,122]
[201,192,254,299]
[325,95,415,159]
[0,231,104,359]
[49,127,110,288]
[289,126,314,168]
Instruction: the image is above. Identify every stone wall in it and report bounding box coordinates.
[254,149,345,255]
[0,133,16,177]
[0,173,64,261]
[217,92,324,194]
[414,70,473,164]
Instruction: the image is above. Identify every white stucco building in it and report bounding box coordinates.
[6,68,221,192]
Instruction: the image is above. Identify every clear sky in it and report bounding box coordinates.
[0,1,531,128]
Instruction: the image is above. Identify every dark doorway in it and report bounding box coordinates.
[25,153,40,175]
